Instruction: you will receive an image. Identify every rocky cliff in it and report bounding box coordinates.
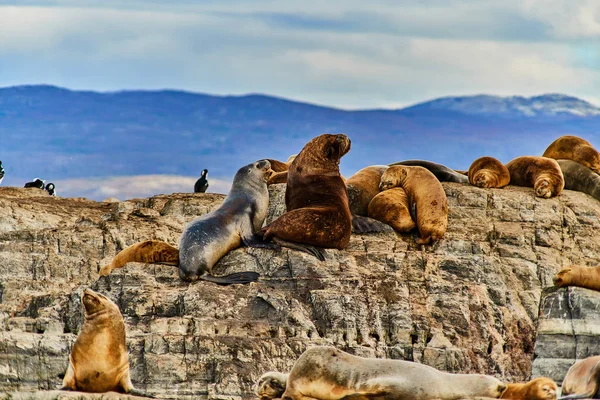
[1,183,600,399]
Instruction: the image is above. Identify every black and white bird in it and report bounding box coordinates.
[194,169,209,193]
[24,178,45,189]
[0,161,4,185]
[45,182,56,196]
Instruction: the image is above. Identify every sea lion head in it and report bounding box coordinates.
[580,146,600,174]
[534,178,552,198]
[255,371,288,400]
[233,159,274,186]
[379,166,406,191]
[298,134,351,167]
[473,170,495,188]
[553,267,573,287]
[254,159,274,182]
[531,377,558,400]
[82,289,114,316]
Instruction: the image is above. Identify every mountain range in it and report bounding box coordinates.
[1,85,599,199]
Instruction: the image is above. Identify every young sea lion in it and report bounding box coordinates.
[389,160,469,183]
[500,377,558,400]
[553,265,600,291]
[345,165,389,216]
[557,159,600,201]
[379,165,448,245]
[280,346,506,400]
[558,355,600,399]
[543,135,600,174]
[61,289,152,397]
[367,187,416,232]
[99,160,277,285]
[259,134,353,260]
[256,371,289,400]
[468,156,511,188]
[505,156,564,198]
[266,155,298,185]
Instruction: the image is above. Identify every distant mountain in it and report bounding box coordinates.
[1,85,599,199]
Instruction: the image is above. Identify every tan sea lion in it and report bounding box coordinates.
[367,187,416,232]
[500,377,557,400]
[61,289,152,397]
[259,134,353,260]
[345,165,389,216]
[266,155,298,185]
[99,160,277,285]
[553,265,600,291]
[559,355,600,399]
[505,156,564,198]
[280,346,506,400]
[468,156,511,188]
[256,371,289,400]
[543,135,600,174]
[389,160,469,183]
[557,159,600,201]
[379,165,448,245]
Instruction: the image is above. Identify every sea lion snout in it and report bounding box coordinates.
[553,267,571,287]
[256,159,271,171]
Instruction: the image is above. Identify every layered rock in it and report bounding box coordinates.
[0,183,599,399]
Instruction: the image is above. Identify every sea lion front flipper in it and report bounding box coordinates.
[199,272,260,286]
[242,233,282,250]
[272,237,326,261]
[351,215,394,234]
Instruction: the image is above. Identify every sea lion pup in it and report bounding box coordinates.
[543,135,600,174]
[346,165,389,216]
[557,159,600,201]
[379,165,448,245]
[505,156,564,198]
[259,134,353,261]
[281,346,506,400]
[61,289,153,397]
[100,160,278,285]
[553,264,600,291]
[368,187,416,232]
[256,371,289,400]
[389,160,469,183]
[468,156,511,189]
[499,377,557,400]
[558,355,600,399]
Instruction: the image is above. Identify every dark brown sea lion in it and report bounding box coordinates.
[389,160,469,183]
[559,355,600,399]
[279,346,506,400]
[367,187,416,232]
[256,371,289,400]
[379,165,448,244]
[505,156,564,198]
[553,265,600,291]
[500,377,557,400]
[557,159,600,201]
[468,156,511,188]
[543,135,600,174]
[259,134,353,260]
[345,165,389,216]
[61,289,152,397]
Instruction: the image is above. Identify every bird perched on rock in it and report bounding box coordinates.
[194,169,209,193]
[24,178,45,189]
[45,182,56,196]
[0,161,4,185]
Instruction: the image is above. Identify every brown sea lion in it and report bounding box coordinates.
[367,187,416,232]
[553,265,600,291]
[559,355,600,399]
[500,377,557,400]
[280,346,506,400]
[389,160,469,183]
[266,155,299,185]
[468,156,511,188]
[61,289,152,397]
[543,135,600,174]
[345,165,389,216]
[505,156,564,198]
[379,165,448,245]
[259,134,353,260]
[256,371,289,400]
[99,160,277,285]
[557,159,600,201]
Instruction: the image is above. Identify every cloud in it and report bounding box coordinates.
[55,175,232,201]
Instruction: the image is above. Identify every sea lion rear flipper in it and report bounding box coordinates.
[242,234,282,250]
[272,237,326,261]
[352,215,394,234]
[199,271,260,286]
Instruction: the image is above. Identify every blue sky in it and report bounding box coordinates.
[0,0,598,109]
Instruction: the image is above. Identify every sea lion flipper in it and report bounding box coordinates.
[199,271,260,286]
[351,215,394,234]
[272,237,326,261]
[242,233,282,250]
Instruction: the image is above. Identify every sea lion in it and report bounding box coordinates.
[266,156,297,185]
[280,346,506,400]
[61,289,152,397]
[389,160,469,183]
[543,135,600,174]
[557,159,600,201]
[256,371,289,400]
[500,377,557,400]
[367,187,416,232]
[379,165,448,245]
[345,165,389,216]
[505,156,564,198]
[259,134,353,261]
[553,264,600,291]
[558,355,600,399]
[99,160,277,285]
[468,156,511,188]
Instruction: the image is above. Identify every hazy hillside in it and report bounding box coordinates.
[1,85,599,199]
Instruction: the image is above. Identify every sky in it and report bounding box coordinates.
[0,0,598,110]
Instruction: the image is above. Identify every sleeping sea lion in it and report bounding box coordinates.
[256,371,289,400]
[61,289,152,397]
[468,156,511,188]
[259,134,353,260]
[557,159,600,201]
[500,377,557,400]
[280,346,506,400]
[543,135,600,174]
[389,160,469,183]
[345,165,389,216]
[379,165,448,244]
[367,187,416,232]
[505,156,564,198]
[558,355,600,399]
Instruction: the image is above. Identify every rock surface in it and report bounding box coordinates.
[1,184,600,398]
